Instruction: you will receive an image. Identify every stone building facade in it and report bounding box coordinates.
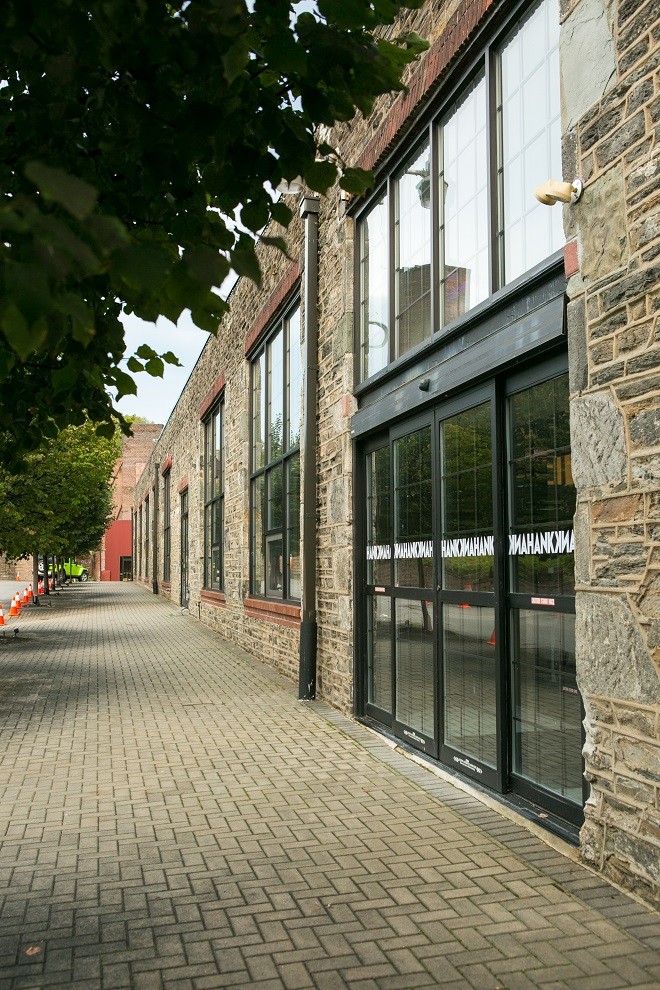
[134,0,660,905]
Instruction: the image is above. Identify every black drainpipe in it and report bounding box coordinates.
[152,462,159,595]
[298,195,320,700]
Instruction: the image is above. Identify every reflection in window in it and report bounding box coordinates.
[443,604,497,767]
[355,0,561,385]
[368,595,392,714]
[250,302,301,600]
[395,141,432,357]
[499,0,562,282]
[163,470,171,583]
[396,599,434,737]
[441,73,489,323]
[508,375,575,595]
[394,427,433,588]
[366,446,391,587]
[204,398,224,592]
[511,609,582,802]
[359,194,389,380]
[441,402,493,592]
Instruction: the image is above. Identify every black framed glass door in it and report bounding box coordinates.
[506,370,582,817]
[359,358,584,825]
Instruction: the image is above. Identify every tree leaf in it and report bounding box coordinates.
[25,162,98,220]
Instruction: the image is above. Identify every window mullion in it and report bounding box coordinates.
[488,45,504,294]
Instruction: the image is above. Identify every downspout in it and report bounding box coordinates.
[152,463,159,594]
[298,195,320,700]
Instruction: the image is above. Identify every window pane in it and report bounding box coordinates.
[508,376,575,595]
[395,598,434,737]
[394,427,433,588]
[287,305,302,449]
[287,456,300,600]
[267,463,283,530]
[443,604,497,767]
[204,504,211,587]
[500,0,562,282]
[511,609,581,802]
[441,73,489,323]
[395,141,432,358]
[359,194,389,380]
[366,446,391,587]
[252,353,265,470]
[268,330,284,460]
[368,595,392,713]
[440,403,494,592]
[252,476,265,595]
[214,408,222,498]
[266,534,283,597]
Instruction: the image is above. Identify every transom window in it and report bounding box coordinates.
[203,397,225,592]
[250,301,301,601]
[357,0,561,381]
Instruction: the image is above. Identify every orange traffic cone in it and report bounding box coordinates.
[14,592,22,613]
[9,595,18,617]
[487,628,496,646]
[28,583,33,600]
[38,579,44,596]
[22,586,30,605]
[0,603,5,626]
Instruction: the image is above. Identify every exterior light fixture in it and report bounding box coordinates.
[534,178,584,205]
[276,176,304,195]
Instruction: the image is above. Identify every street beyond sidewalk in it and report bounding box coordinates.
[0,583,658,989]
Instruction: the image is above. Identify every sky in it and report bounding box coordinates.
[115,311,210,427]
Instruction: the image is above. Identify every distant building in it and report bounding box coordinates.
[94,423,162,581]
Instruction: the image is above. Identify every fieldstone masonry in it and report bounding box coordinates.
[563,0,660,905]
[134,0,660,905]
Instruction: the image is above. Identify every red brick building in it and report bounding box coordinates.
[93,423,162,581]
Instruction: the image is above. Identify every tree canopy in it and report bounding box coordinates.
[0,420,120,561]
[1,0,427,465]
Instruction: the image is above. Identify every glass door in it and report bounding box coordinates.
[506,372,583,820]
[438,395,499,788]
[359,361,583,825]
[391,424,435,750]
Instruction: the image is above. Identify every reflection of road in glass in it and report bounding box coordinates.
[513,609,582,802]
[443,603,497,767]
[396,599,434,738]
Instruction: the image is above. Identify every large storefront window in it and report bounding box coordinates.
[359,365,582,826]
[250,302,301,600]
[357,0,561,380]
[203,398,224,592]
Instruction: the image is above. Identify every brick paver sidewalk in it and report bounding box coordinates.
[0,583,658,990]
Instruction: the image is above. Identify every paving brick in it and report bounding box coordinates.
[1,584,659,990]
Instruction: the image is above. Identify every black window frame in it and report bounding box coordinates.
[355,0,562,383]
[249,299,301,602]
[144,495,150,579]
[203,396,225,592]
[163,469,171,583]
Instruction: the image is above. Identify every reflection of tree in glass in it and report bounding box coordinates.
[394,427,433,592]
[441,404,493,592]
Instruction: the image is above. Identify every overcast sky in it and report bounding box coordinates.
[115,312,210,427]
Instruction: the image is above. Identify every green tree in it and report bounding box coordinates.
[1,0,427,464]
[0,421,120,566]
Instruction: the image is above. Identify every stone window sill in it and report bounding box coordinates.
[244,596,301,628]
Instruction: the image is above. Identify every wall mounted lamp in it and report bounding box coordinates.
[275,176,304,196]
[534,178,584,206]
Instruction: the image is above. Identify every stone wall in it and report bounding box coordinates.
[134,216,308,686]
[562,0,660,905]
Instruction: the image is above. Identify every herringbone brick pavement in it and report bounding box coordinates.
[0,583,658,989]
